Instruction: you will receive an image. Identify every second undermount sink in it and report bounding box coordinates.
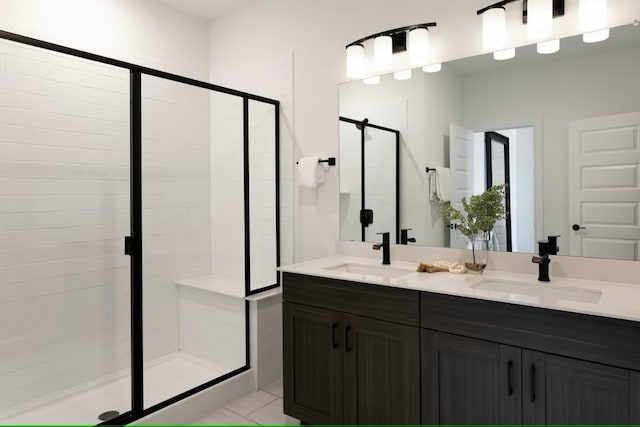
[471,278,603,304]
[323,263,412,279]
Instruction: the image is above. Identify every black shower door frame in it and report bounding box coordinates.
[0,29,280,425]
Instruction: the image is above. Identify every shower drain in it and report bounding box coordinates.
[98,410,120,421]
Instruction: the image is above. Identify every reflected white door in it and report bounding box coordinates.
[569,112,640,260]
[449,124,475,249]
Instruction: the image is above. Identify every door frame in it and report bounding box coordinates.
[485,131,513,252]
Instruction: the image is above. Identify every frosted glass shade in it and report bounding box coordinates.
[394,69,412,80]
[494,48,516,60]
[537,38,560,54]
[374,35,393,72]
[346,44,364,79]
[527,0,553,40]
[482,8,506,51]
[422,63,442,73]
[583,28,610,43]
[409,28,429,66]
[363,76,380,85]
[580,0,608,32]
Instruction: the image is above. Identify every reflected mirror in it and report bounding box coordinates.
[339,23,640,260]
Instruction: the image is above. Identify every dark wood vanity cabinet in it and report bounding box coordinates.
[282,273,420,424]
[421,292,640,424]
[283,272,640,424]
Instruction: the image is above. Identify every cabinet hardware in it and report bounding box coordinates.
[530,364,537,402]
[332,322,339,349]
[507,360,513,396]
[345,326,352,352]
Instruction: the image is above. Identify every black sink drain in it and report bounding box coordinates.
[98,410,120,421]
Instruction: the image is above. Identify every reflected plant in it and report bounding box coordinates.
[436,184,506,268]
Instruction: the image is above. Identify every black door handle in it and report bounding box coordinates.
[507,360,514,396]
[572,224,586,231]
[530,364,537,402]
[345,326,352,353]
[331,322,339,349]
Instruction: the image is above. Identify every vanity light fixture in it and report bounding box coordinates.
[477,0,565,52]
[537,38,560,53]
[345,22,437,79]
[394,69,412,80]
[422,63,442,73]
[579,0,609,43]
[494,47,516,60]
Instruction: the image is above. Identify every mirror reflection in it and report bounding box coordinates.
[339,23,640,260]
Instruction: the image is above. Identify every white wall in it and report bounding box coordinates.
[208,0,640,261]
[0,0,210,79]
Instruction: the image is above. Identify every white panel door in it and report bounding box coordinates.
[449,124,474,249]
[569,112,640,260]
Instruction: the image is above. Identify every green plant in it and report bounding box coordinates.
[436,184,507,238]
[436,184,507,270]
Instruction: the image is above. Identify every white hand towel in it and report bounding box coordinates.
[429,167,451,202]
[297,156,320,188]
[435,167,450,202]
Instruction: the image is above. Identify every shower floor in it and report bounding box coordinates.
[0,351,230,425]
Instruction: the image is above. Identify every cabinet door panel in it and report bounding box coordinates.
[283,302,343,424]
[344,315,420,424]
[524,350,633,424]
[422,331,521,424]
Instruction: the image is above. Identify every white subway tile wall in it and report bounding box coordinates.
[0,40,131,412]
[141,75,212,368]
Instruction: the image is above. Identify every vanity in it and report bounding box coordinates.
[280,253,640,424]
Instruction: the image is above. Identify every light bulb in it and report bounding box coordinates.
[482,7,506,51]
[583,28,610,43]
[363,76,380,85]
[527,0,553,40]
[537,38,560,54]
[409,28,429,66]
[422,63,442,73]
[374,35,393,72]
[346,44,364,79]
[494,48,516,60]
[394,70,412,80]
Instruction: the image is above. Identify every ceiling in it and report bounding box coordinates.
[158,0,259,22]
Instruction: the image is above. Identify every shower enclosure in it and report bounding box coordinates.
[0,30,279,425]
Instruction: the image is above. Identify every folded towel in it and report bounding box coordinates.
[297,157,320,188]
[429,167,451,202]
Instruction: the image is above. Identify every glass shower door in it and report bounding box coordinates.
[0,39,131,424]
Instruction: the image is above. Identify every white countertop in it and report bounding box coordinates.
[278,255,640,323]
[176,275,245,299]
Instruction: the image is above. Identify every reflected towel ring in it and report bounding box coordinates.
[296,157,336,166]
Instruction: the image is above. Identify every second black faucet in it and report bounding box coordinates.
[372,232,391,265]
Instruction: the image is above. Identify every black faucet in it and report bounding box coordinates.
[547,235,560,255]
[400,229,416,245]
[372,232,391,265]
[531,240,551,282]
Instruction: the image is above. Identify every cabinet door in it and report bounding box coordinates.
[421,330,522,424]
[523,350,638,424]
[343,315,420,424]
[282,302,343,424]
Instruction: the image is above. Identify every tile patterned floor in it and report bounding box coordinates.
[193,378,300,425]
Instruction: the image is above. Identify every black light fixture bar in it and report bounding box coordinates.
[477,0,519,16]
[345,22,437,48]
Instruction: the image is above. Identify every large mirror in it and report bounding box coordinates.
[339,23,640,260]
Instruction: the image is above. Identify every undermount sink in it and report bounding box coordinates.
[471,279,603,304]
[324,263,412,279]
